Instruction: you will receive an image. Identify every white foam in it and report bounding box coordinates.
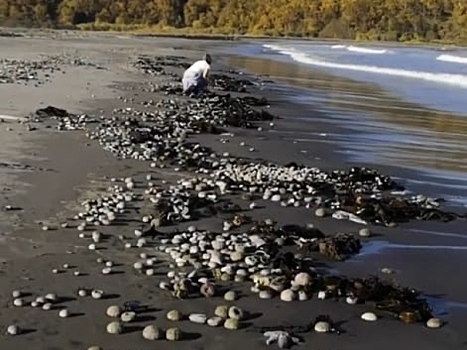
[436,54,467,65]
[347,45,387,54]
[331,44,346,49]
[264,44,467,89]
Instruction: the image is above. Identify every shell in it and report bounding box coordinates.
[142,325,163,340]
[200,282,216,297]
[361,312,378,322]
[228,306,244,320]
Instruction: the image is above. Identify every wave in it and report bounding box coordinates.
[264,44,467,89]
[436,54,467,65]
[347,45,387,54]
[330,44,387,54]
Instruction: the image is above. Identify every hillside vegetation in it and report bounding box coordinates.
[1,0,467,43]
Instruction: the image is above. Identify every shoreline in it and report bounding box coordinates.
[0,33,466,349]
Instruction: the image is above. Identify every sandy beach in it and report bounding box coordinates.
[1,30,467,350]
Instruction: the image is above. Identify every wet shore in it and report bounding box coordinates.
[0,31,466,350]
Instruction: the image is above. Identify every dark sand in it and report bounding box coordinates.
[0,30,466,350]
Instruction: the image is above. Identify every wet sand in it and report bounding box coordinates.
[0,31,467,350]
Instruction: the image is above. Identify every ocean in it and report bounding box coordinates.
[224,40,467,209]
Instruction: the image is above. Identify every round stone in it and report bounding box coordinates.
[214,305,229,319]
[120,311,136,323]
[13,298,24,307]
[315,208,327,217]
[189,313,207,324]
[361,312,378,322]
[166,327,182,341]
[142,325,162,340]
[314,321,331,333]
[224,290,237,301]
[259,290,273,299]
[426,318,442,329]
[58,309,69,318]
[228,306,244,320]
[6,325,19,336]
[294,272,312,287]
[280,289,295,302]
[167,309,183,321]
[224,318,239,330]
[106,321,123,334]
[359,228,371,237]
[207,316,223,327]
[106,305,122,318]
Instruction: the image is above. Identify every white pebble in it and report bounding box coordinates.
[361,312,378,322]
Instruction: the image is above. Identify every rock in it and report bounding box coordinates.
[214,305,229,319]
[58,309,69,318]
[224,318,239,330]
[224,290,237,301]
[189,313,207,324]
[314,321,331,333]
[106,321,123,334]
[230,251,243,262]
[280,289,295,302]
[294,272,312,287]
[142,325,163,340]
[166,327,182,341]
[381,267,394,274]
[361,312,378,322]
[120,311,137,323]
[228,306,244,320]
[200,282,216,297]
[106,305,122,318]
[167,309,183,321]
[359,228,371,237]
[207,316,224,327]
[298,290,309,301]
[259,290,273,299]
[315,208,327,217]
[426,318,442,329]
[6,325,19,336]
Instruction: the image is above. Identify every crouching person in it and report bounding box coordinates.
[182,53,212,96]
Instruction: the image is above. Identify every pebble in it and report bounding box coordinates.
[142,325,163,340]
[224,290,237,301]
[189,313,207,324]
[361,312,378,322]
[224,318,239,330]
[167,309,183,321]
[207,316,223,327]
[314,321,331,333]
[228,306,244,320]
[166,327,182,341]
[381,267,394,274]
[315,208,327,217]
[426,318,442,329]
[106,305,122,318]
[120,311,137,323]
[6,325,19,335]
[106,321,123,334]
[87,347,102,350]
[280,289,295,302]
[13,298,24,307]
[259,290,273,299]
[12,290,22,298]
[58,309,69,318]
[359,228,371,237]
[214,305,229,319]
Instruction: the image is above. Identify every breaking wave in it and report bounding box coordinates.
[264,44,467,89]
[436,54,467,65]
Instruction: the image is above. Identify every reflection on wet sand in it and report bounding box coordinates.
[228,55,467,174]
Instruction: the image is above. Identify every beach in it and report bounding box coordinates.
[0,29,467,350]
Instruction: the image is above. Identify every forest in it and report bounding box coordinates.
[0,0,466,44]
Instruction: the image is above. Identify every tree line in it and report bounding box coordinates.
[1,0,466,43]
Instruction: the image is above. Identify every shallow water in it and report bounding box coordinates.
[226,43,467,207]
